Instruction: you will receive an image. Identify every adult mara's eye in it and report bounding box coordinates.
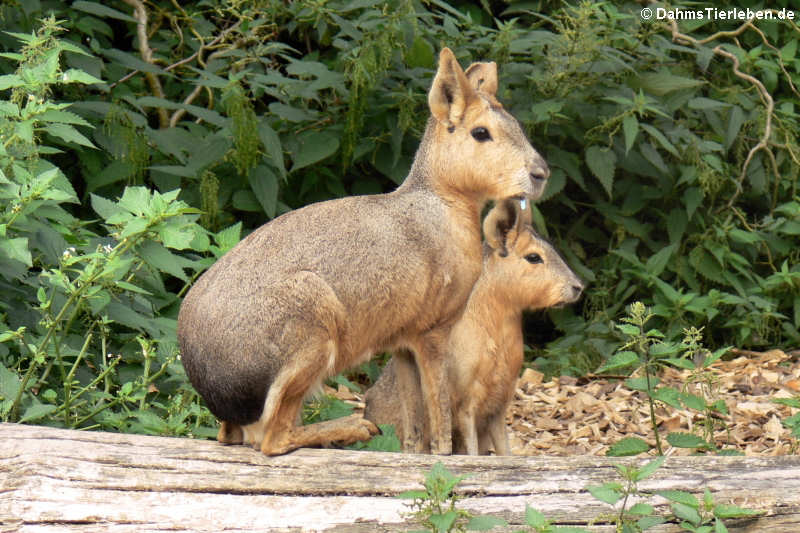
[525,253,543,264]
[470,127,492,142]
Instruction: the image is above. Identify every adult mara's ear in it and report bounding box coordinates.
[483,198,522,257]
[428,48,477,129]
[464,61,498,97]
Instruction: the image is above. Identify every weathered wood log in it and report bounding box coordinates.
[1,422,799,532]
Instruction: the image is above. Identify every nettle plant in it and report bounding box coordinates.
[598,302,735,457]
[0,18,220,435]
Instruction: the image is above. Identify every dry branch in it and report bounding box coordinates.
[2,423,800,532]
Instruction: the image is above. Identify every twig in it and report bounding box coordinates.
[109,19,242,88]
[668,19,779,211]
[122,0,169,128]
[712,45,778,210]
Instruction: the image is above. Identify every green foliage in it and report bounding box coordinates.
[399,461,476,533]
[602,303,738,457]
[773,395,800,452]
[587,458,762,532]
[587,457,667,532]
[0,20,216,436]
[657,488,763,532]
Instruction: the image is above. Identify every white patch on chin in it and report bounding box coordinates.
[512,167,534,198]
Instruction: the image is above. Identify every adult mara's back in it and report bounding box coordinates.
[177,47,549,456]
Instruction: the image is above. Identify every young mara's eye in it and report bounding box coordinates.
[470,127,492,142]
[525,253,543,264]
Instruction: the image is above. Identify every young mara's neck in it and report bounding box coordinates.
[467,271,524,333]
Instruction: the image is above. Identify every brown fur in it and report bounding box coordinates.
[364,199,583,455]
[177,48,549,456]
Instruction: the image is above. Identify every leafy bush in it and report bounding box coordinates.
[0,19,217,435]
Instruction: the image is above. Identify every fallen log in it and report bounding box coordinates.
[1,422,799,532]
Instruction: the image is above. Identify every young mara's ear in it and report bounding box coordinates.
[428,48,476,128]
[483,198,521,257]
[464,61,498,97]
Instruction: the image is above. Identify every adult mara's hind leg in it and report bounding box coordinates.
[245,270,377,455]
[253,337,378,455]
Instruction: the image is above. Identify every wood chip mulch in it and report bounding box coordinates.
[507,348,800,456]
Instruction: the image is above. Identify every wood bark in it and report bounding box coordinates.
[1,423,799,532]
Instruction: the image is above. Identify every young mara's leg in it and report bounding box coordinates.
[486,409,511,456]
[390,349,427,453]
[455,407,479,455]
[411,330,453,455]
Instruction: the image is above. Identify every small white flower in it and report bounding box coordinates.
[61,247,76,259]
[102,244,113,254]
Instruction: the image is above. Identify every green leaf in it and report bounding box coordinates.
[606,437,650,457]
[61,68,104,85]
[679,393,707,411]
[638,515,666,530]
[348,424,401,452]
[101,49,165,74]
[646,243,677,277]
[0,237,32,267]
[0,101,19,118]
[248,164,279,218]
[780,38,797,62]
[42,123,96,148]
[634,456,666,481]
[19,402,57,423]
[713,504,763,519]
[671,502,702,525]
[688,97,730,110]
[629,503,655,515]
[587,483,624,504]
[407,36,435,69]
[666,432,709,449]
[637,72,705,96]
[138,241,190,282]
[622,115,639,154]
[72,1,138,22]
[466,515,508,530]
[724,106,745,152]
[212,222,242,256]
[35,109,92,126]
[0,74,24,90]
[596,351,639,374]
[397,490,428,499]
[525,506,548,527]
[257,121,286,179]
[683,187,703,219]
[651,386,682,409]
[135,97,226,127]
[586,145,616,198]
[115,280,153,295]
[291,130,340,172]
[659,490,698,508]
[91,193,124,221]
[429,510,458,532]
[625,376,659,392]
[0,364,22,401]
